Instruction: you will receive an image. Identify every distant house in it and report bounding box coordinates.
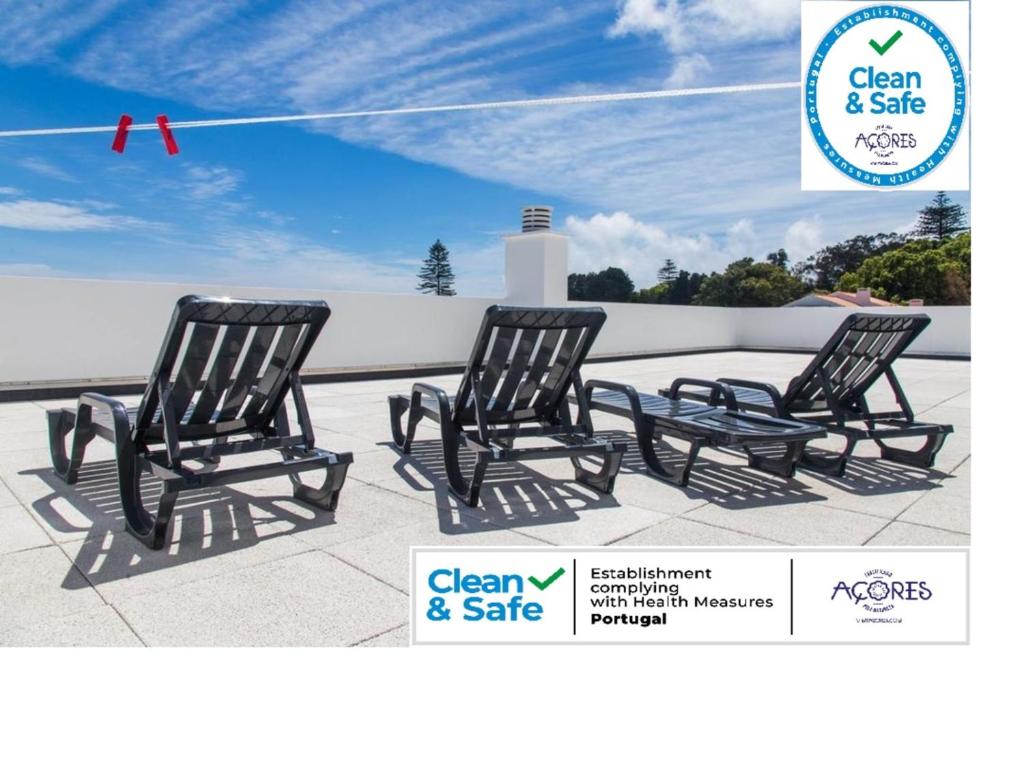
[785,288,907,308]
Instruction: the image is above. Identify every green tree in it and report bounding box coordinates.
[417,239,456,296]
[568,267,635,302]
[694,258,809,307]
[632,270,707,305]
[631,282,670,304]
[837,232,970,305]
[656,258,679,284]
[914,191,968,241]
[667,271,706,304]
[793,233,906,290]
[766,249,789,270]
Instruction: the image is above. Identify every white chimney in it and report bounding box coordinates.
[504,206,567,306]
[855,288,873,307]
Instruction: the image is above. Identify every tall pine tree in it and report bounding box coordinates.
[766,249,789,270]
[417,239,456,296]
[914,191,968,240]
[657,259,679,284]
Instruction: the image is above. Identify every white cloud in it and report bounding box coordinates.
[609,0,800,84]
[609,0,688,53]
[0,199,142,231]
[893,217,919,236]
[17,157,77,182]
[0,186,20,196]
[610,0,800,48]
[666,55,711,86]
[256,209,293,226]
[0,0,123,65]
[723,217,758,260]
[208,228,420,293]
[695,0,801,40]
[183,165,242,200]
[566,211,746,286]
[783,217,825,262]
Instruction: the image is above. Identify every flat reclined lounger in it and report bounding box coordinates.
[583,379,826,487]
[672,313,953,475]
[388,305,627,507]
[47,295,353,550]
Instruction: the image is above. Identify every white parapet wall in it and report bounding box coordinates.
[585,300,738,357]
[0,276,498,385]
[734,305,971,357]
[0,273,970,388]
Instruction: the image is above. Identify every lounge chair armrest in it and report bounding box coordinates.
[78,392,129,416]
[583,379,646,420]
[75,392,133,435]
[715,378,784,415]
[410,382,453,418]
[664,378,737,410]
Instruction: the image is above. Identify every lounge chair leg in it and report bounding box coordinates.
[402,408,424,455]
[746,441,807,479]
[117,454,177,550]
[875,433,948,469]
[799,433,857,477]
[467,454,489,508]
[388,395,407,447]
[199,435,228,465]
[429,416,483,506]
[447,452,488,508]
[47,407,96,485]
[292,460,350,511]
[572,447,623,494]
[638,430,702,487]
[389,395,423,452]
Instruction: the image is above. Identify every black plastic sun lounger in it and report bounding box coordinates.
[672,313,953,475]
[388,305,626,507]
[48,295,353,549]
[583,380,826,487]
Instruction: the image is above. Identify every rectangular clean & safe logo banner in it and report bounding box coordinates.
[801,1,969,190]
[411,548,967,644]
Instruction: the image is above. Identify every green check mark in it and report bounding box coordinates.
[528,567,565,591]
[869,30,903,56]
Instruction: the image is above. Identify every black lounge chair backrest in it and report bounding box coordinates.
[782,313,930,412]
[134,295,331,443]
[452,305,607,427]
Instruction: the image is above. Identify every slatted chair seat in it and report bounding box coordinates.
[682,385,788,413]
[670,313,953,475]
[388,305,626,507]
[583,382,825,487]
[389,390,558,426]
[48,295,353,549]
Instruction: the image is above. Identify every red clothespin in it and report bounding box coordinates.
[111,114,132,153]
[156,114,179,156]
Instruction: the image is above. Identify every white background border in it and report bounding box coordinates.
[3,1,1018,756]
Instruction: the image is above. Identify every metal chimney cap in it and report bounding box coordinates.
[521,205,553,233]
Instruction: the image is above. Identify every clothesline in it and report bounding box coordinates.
[0,81,800,139]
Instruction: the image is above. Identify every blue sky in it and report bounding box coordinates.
[0,0,968,294]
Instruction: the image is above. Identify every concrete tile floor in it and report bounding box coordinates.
[0,351,969,646]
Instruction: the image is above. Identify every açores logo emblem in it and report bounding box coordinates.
[831,568,933,616]
[805,4,967,187]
